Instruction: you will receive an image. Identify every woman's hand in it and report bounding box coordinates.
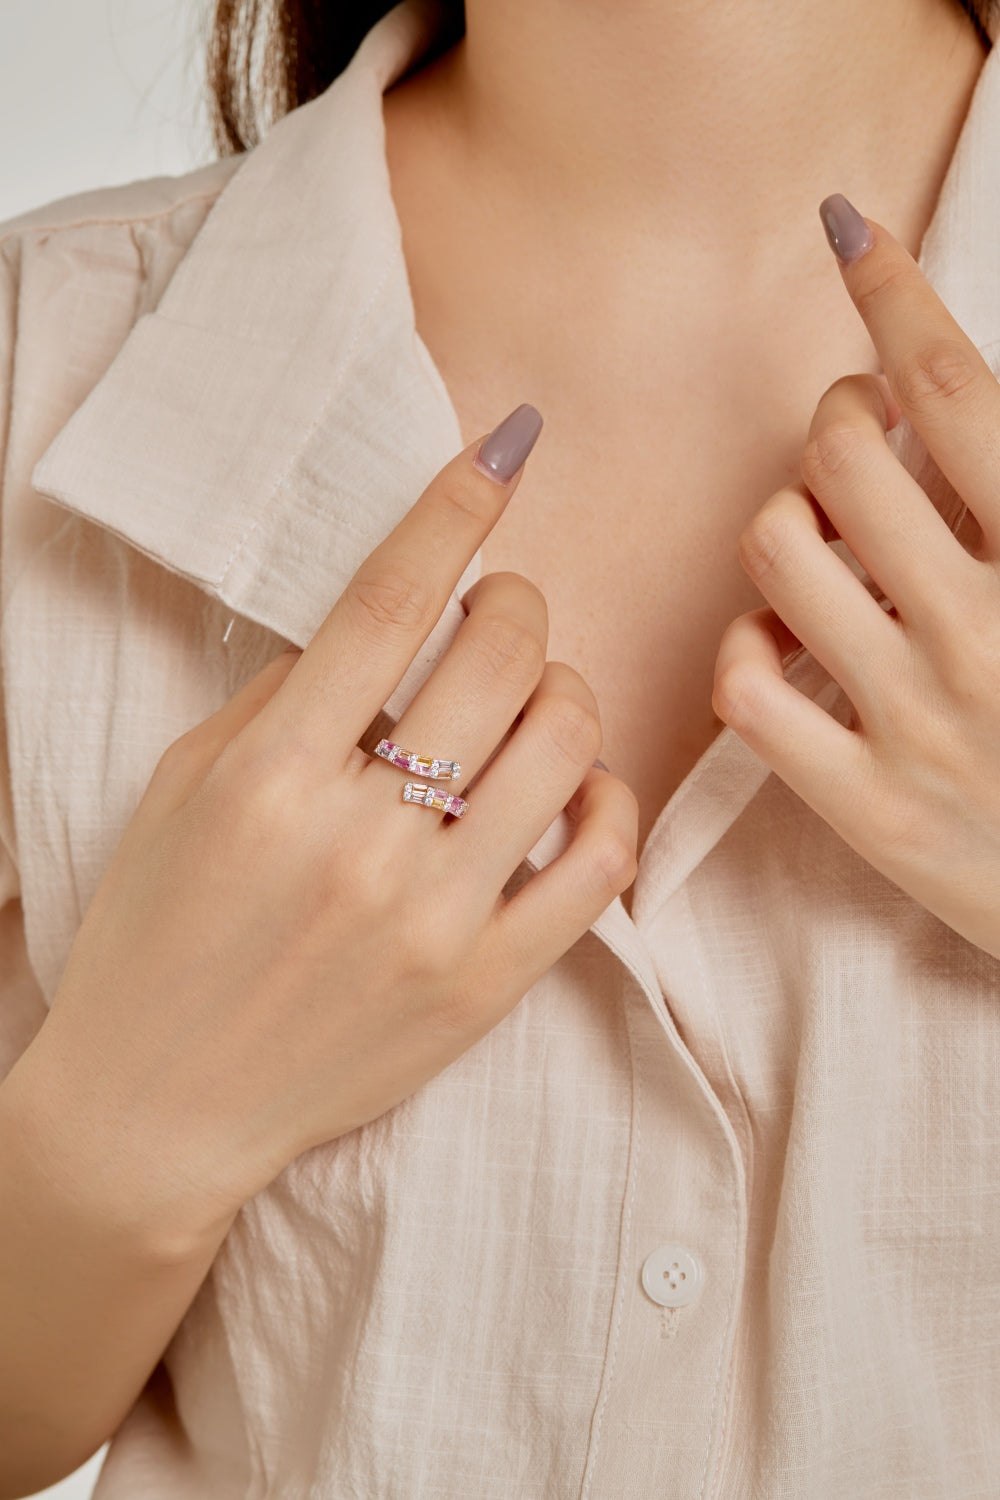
[10,404,638,1249]
[712,194,1000,960]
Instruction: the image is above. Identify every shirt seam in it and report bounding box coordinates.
[0,182,233,256]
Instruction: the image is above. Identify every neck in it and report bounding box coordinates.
[416,0,986,273]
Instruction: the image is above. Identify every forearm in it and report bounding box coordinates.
[0,1040,240,1499]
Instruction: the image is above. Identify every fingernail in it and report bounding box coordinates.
[593,758,610,772]
[819,193,874,264]
[473,403,543,484]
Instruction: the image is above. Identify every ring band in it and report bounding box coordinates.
[402,781,469,818]
[374,737,461,781]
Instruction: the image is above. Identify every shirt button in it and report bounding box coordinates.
[641,1245,705,1308]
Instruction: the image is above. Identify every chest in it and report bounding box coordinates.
[475,441,781,876]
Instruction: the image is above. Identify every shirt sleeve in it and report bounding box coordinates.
[0,237,49,1083]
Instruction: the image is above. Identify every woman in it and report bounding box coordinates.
[0,0,998,1494]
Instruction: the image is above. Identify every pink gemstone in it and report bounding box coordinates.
[393,754,409,769]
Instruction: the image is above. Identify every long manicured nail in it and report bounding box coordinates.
[473,403,543,484]
[819,194,874,264]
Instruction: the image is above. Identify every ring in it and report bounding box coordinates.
[374,737,461,781]
[402,781,469,818]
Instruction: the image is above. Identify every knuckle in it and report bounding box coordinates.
[737,504,796,581]
[464,571,549,638]
[613,774,641,821]
[893,341,978,414]
[145,730,213,811]
[467,611,546,687]
[589,835,639,898]
[852,260,911,322]
[229,756,301,832]
[334,837,401,908]
[154,727,205,780]
[219,713,316,790]
[800,421,868,491]
[435,479,495,526]
[474,570,549,623]
[185,754,292,863]
[712,660,764,730]
[496,569,547,613]
[540,659,601,713]
[347,566,435,637]
[539,694,603,767]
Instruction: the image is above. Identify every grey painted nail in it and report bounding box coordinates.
[473,403,544,484]
[593,758,610,772]
[819,194,874,264]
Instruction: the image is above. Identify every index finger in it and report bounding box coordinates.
[819,192,1000,547]
[262,401,543,756]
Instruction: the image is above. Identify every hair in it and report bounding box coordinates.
[205,1,463,156]
[204,0,995,159]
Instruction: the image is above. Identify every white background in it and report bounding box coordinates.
[1,0,213,223]
[2,3,215,1493]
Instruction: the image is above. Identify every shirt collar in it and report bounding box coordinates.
[29,0,467,724]
[26,0,1000,897]
[30,2,1000,624]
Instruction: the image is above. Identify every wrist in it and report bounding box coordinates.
[1,1028,243,1267]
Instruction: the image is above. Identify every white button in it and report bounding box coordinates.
[641,1245,704,1308]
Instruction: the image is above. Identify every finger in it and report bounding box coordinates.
[713,605,872,827]
[360,569,548,813]
[819,194,1000,555]
[738,481,906,724]
[247,403,544,761]
[800,373,983,622]
[482,764,639,1011]
[448,659,606,882]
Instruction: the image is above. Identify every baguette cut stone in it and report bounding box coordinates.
[402,781,468,817]
[374,737,460,781]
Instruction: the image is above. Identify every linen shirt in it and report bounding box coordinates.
[2,1,1000,1494]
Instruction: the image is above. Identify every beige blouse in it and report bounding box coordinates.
[2,2,999,1495]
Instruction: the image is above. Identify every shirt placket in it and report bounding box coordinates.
[575,675,835,1498]
[571,895,746,1499]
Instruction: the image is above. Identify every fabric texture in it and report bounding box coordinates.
[1,1,999,1494]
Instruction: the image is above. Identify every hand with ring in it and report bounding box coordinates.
[9,402,639,1249]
